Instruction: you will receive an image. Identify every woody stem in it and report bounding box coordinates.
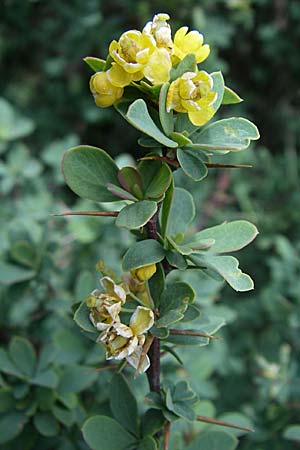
[146,209,161,393]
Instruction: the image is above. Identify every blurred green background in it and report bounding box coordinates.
[0,0,300,449]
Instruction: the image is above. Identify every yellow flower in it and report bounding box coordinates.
[109,29,171,85]
[143,13,173,51]
[131,263,157,282]
[89,71,124,108]
[87,276,127,331]
[173,26,210,64]
[166,70,217,126]
[99,306,154,373]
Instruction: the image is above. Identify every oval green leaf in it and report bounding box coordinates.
[82,415,137,450]
[62,145,119,202]
[126,99,178,148]
[122,239,165,271]
[189,118,260,152]
[177,148,208,181]
[116,201,157,230]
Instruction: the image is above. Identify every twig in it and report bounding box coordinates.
[164,421,171,450]
[196,415,254,433]
[50,211,118,217]
[169,329,218,339]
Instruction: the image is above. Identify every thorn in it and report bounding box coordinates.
[206,163,252,169]
[50,211,119,217]
[169,329,219,339]
[134,334,154,379]
[196,415,254,433]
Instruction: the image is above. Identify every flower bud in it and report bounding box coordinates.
[132,264,157,282]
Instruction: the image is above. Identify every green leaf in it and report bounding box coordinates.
[116,201,157,230]
[75,270,95,302]
[0,261,35,285]
[150,326,169,339]
[82,415,137,450]
[187,430,238,450]
[144,163,172,199]
[0,98,35,142]
[74,301,97,333]
[159,178,174,240]
[9,337,36,378]
[283,425,300,442]
[83,57,106,72]
[222,86,243,105]
[211,71,225,113]
[142,409,165,436]
[189,118,260,152]
[169,132,192,146]
[106,183,138,201]
[166,187,195,237]
[0,349,23,378]
[166,249,188,269]
[160,282,195,315]
[170,54,196,81]
[62,145,119,202]
[110,373,139,436]
[34,412,59,437]
[165,381,198,421]
[156,310,185,328]
[137,435,158,450]
[194,254,254,291]
[126,99,178,148]
[148,263,165,308]
[177,148,208,181]
[176,113,198,136]
[0,411,28,444]
[10,240,39,269]
[138,136,162,148]
[118,166,144,199]
[31,369,59,389]
[159,83,174,136]
[122,239,165,271]
[188,220,258,254]
[58,365,98,394]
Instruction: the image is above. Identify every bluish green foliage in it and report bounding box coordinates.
[0,1,299,449]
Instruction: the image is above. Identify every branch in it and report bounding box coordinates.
[50,211,119,217]
[196,415,254,433]
[164,421,171,450]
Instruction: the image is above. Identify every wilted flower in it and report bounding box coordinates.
[131,263,157,282]
[109,29,172,85]
[173,26,210,64]
[99,306,154,373]
[89,71,124,107]
[143,13,173,51]
[166,70,217,126]
[86,276,127,331]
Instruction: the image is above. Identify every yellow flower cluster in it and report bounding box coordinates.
[86,272,155,373]
[89,13,214,124]
[166,70,217,126]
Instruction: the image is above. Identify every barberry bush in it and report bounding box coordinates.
[57,13,261,450]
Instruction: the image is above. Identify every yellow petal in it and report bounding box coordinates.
[143,48,171,84]
[107,63,133,87]
[188,106,215,126]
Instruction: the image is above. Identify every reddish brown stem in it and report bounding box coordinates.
[164,421,171,450]
[196,415,254,433]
